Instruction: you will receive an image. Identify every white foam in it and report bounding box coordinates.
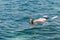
[51,16,58,19]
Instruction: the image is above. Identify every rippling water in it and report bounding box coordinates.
[0,0,60,40]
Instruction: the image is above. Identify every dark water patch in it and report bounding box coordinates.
[1,0,12,1]
[48,37,60,40]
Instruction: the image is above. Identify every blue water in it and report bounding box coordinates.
[0,0,60,40]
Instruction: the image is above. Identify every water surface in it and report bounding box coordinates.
[0,0,60,40]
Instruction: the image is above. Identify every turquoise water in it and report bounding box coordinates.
[0,0,60,40]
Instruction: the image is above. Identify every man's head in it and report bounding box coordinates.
[29,18,34,24]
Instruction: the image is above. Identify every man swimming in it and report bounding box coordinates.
[30,16,58,24]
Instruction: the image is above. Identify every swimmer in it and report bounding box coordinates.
[29,16,58,24]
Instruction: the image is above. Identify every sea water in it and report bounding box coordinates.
[0,0,60,40]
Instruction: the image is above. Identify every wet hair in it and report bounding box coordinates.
[30,18,34,24]
[31,20,34,24]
